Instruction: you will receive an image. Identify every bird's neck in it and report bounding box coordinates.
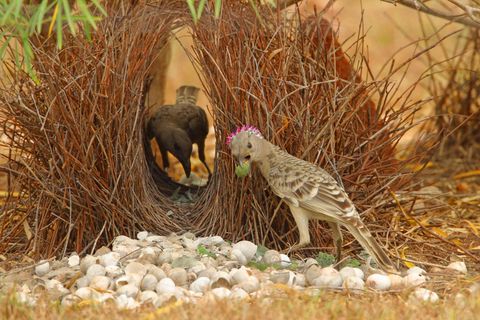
[254,139,277,178]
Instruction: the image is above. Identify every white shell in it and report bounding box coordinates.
[231,287,249,299]
[98,252,120,267]
[446,261,467,274]
[230,267,250,285]
[305,265,323,286]
[61,294,80,307]
[270,270,296,286]
[279,254,291,268]
[389,274,405,290]
[366,274,391,291]
[105,265,123,278]
[156,278,176,295]
[80,255,97,274]
[68,255,80,267]
[89,275,111,291]
[262,250,281,264]
[232,241,257,262]
[342,276,365,291]
[407,266,426,276]
[146,264,166,280]
[93,293,115,303]
[74,287,95,300]
[404,273,426,287]
[410,288,439,303]
[141,274,158,291]
[139,290,158,304]
[231,249,248,266]
[339,267,364,280]
[137,231,149,240]
[116,284,139,298]
[211,287,232,299]
[295,274,306,287]
[312,267,343,288]
[75,276,90,288]
[190,277,211,293]
[116,294,140,309]
[125,262,147,277]
[211,271,231,288]
[189,262,207,275]
[114,275,131,288]
[86,264,106,280]
[237,276,260,293]
[35,261,50,277]
[168,268,188,286]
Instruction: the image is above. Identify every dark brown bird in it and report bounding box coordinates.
[147,85,211,178]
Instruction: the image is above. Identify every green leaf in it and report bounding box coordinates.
[186,0,197,23]
[247,261,268,272]
[315,252,335,267]
[77,0,97,30]
[55,4,63,49]
[255,244,268,258]
[345,258,361,268]
[214,0,222,18]
[196,0,207,20]
[35,0,49,33]
[91,0,107,16]
[61,0,77,35]
[197,244,216,258]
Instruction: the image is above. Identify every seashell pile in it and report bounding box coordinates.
[2,231,465,309]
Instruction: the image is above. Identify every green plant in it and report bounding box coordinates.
[0,0,106,81]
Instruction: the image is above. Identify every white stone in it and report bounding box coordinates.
[312,267,343,288]
[67,255,80,267]
[342,276,365,291]
[74,287,95,300]
[93,293,115,303]
[75,276,90,288]
[61,294,80,307]
[339,267,364,280]
[447,261,467,274]
[168,268,188,286]
[389,274,405,290]
[141,274,158,291]
[410,288,439,303]
[232,241,257,262]
[295,274,306,287]
[89,276,111,291]
[211,271,231,288]
[35,261,50,277]
[366,274,391,291]
[262,250,281,264]
[156,278,176,295]
[146,264,166,280]
[137,231,149,240]
[190,277,211,293]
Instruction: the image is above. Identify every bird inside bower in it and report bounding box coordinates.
[146,85,212,183]
[227,125,398,273]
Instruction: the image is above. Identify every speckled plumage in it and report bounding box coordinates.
[229,130,397,272]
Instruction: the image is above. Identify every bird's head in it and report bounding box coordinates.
[227,126,264,175]
[163,128,192,177]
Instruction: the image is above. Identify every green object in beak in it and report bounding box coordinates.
[235,161,250,177]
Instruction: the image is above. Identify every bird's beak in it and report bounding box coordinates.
[181,160,191,178]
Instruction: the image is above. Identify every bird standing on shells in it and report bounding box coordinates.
[227,125,397,273]
[147,85,211,178]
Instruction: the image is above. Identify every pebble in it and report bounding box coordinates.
[8,232,442,309]
[446,261,467,274]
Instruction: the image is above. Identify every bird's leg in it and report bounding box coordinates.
[197,140,212,178]
[285,205,311,254]
[327,222,343,267]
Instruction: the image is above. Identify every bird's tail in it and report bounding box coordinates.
[344,218,398,273]
[176,85,200,105]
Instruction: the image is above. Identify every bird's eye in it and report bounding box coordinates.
[247,142,252,148]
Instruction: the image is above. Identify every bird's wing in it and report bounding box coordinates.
[268,152,358,221]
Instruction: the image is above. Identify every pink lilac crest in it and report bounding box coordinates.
[226,125,263,146]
